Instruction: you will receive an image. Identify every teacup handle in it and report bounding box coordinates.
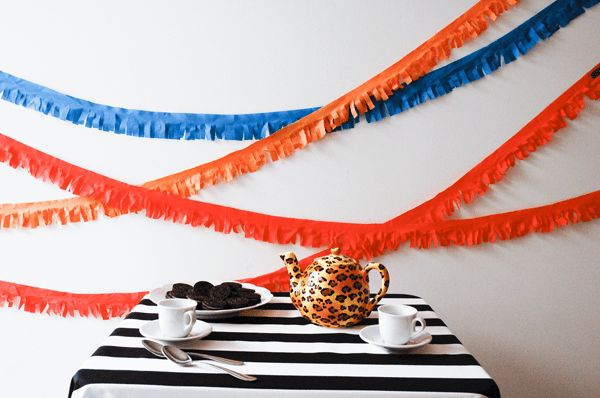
[363,263,390,314]
[411,316,426,339]
[183,310,196,335]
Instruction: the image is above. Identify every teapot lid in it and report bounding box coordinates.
[316,247,356,263]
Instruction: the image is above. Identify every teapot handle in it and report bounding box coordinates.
[363,263,390,313]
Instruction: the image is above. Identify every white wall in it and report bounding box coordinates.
[1,1,599,397]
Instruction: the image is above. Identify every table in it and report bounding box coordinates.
[68,293,500,398]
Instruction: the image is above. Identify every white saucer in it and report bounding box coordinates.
[359,325,432,351]
[140,320,213,342]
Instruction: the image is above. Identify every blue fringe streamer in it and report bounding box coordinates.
[363,0,599,123]
[0,72,319,141]
[0,0,596,141]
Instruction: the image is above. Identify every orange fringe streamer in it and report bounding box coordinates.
[139,0,519,196]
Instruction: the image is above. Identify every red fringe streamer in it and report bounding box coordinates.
[242,188,600,291]
[0,280,147,319]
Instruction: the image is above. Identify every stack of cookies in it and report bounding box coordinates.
[165,281,262,310]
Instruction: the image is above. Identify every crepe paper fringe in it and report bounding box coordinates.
[362,0,600,124]
[240,187,600,291]
[0,0,552,224]
[0,1,596,316]
[3,0,591,227]
[103,0,596,200]
[387,63,600,227]
[0,133,363,250]
[0,280,148,319]
[0,0,519,143]
[348,188,600,259]
[0,0,597,312]
[0,67,595,259]
[4,183,600,311]
[0,134,386,252]
[2,51,598,240]
[1,60,599,263]
[117,0,525,193]
[2,64,599,306]
[0,197,129,229]
[319,0,520,123]
[0,69,319,141]
[256,78,600,288]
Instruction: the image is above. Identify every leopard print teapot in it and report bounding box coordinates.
[280,248,390,328]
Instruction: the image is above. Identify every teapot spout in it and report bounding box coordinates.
[280,252,301,289]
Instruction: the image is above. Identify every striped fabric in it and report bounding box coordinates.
[68,293,500,398]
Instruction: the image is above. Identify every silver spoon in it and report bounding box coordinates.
[141,339,244,366]
[161,345,257,382]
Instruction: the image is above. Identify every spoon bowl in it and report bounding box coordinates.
[161,345,257,382]
[142,339,165,357]
[161,344,193,365]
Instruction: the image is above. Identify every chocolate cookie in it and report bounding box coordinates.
[167,279,262,311]
[241,292,262,304]
[171,283,194,298]
[222,281,242,290]
[202,299,227,310]
[172,283,193,292]
[209,284,231,301]
[171,290,189,299]
[186,292,206,302]
[227,296,250,308]
[193,281,214,296]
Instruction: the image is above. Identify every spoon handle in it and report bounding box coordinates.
[200,362,257,382]
[188,352,244,366]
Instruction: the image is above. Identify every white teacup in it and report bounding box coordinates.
[378,304,426,345]
[157,298,197,338]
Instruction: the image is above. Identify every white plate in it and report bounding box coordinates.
[140,319,213,342]
[359,325,432,351]
[148,280,274,320]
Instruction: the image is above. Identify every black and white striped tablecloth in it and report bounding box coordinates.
[68,293,500,398]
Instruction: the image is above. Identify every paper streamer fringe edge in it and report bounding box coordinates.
[1,62,600,315]
[1,61,598,263]
[1,0,596,228]
[3,186,600,317]
[0,0,521,142]
[2,0,600,318]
